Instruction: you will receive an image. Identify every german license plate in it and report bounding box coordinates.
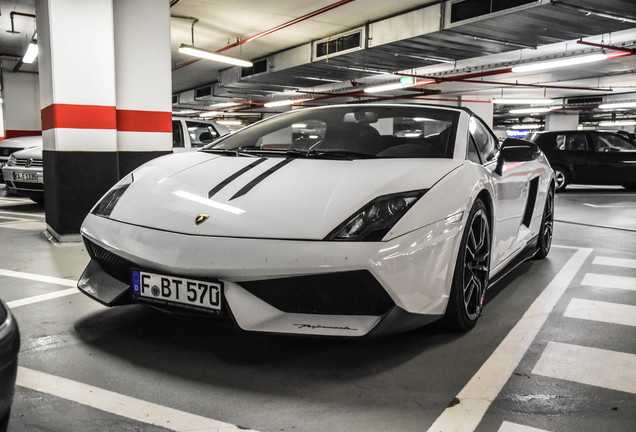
[131,270,222,314]
[13,172,38,182]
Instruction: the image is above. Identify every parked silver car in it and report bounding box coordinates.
[2,118,229,203]
[0,135,42,184]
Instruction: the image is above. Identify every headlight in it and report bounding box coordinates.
[6,155,16,167]
[326,190,426,241]
[91,173,134,218]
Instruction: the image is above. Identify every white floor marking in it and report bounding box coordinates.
[564,298,636,327]
[532,342,636,394]
[17,367,257,432]
[425,247,592,432]
[581,273,636,291]
[593,256,636,269]
[497,421,552,432]
[0,221,46,230]
[7,288,78,309]
[0,268,76,287]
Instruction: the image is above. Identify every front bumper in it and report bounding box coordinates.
[78,213,464,336]
[2,166,43,199]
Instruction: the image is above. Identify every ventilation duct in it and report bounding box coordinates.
[313,27,365,61]
[450,0,538,23]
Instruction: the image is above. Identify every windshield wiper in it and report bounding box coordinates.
[202,148,259,157]
[285,149,375,160]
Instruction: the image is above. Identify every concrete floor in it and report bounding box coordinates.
[0,184,635,432]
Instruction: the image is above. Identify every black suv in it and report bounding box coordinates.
[525,130,636,191]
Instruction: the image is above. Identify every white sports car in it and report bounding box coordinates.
[78,104,554,337]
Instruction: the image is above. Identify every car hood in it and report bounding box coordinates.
[107,152,462,240]
[12,145,43,160]
[0,135,42,149]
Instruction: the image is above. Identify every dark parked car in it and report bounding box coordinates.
[526,130,636,191]
[0,300,19,432]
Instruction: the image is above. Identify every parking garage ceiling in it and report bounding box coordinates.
[1,0,636,128]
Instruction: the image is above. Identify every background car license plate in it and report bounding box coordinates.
[131,270,222,314]
[14,172,38,182]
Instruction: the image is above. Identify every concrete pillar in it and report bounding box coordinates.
[35,0,171,241]
[113,0,172,177]
[2,72,41,139]
[545,112,579,131]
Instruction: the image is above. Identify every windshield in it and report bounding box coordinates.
[204,105,459,159]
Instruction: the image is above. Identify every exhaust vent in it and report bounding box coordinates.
[565,96,603,106]
[241,59,268,78]
[172,94,178,104]
[450,0,537,23]
[314,28,364,60]
[195,85,212,99]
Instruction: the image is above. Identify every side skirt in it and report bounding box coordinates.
[488,234,539,288]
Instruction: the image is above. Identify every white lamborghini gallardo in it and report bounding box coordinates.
[78,104,554,337]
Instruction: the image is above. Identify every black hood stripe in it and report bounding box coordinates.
[208,157,267,199]
[230,158,295,201]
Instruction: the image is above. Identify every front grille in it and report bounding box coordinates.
[14,158,43,167]
[240,271,394,316]
[84,238,135,284]
[12,182,43,191]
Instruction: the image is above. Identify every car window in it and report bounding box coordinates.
[208,106,459,159]
[469,117,497,162]
[555,133,589,152]
[186,121,220,148]
[589,133,636,152]
[172,121,184,148]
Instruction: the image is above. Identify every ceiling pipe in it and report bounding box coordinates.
[8,11,36,34]
[576,39,636,55]
[172,0,356,71]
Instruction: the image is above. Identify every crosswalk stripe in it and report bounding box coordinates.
[532,342,636,394]
[593,256,636,269]
[564,298,636,327]
[497,421,551,432]
[581,273,636,291]
[17,367,257,432]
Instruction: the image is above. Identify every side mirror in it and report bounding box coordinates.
[495,138,541,175]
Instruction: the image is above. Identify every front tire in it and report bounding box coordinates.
[534,187,554,260]
[441,198,491,331]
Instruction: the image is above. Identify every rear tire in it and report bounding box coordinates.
[553,167,568,192]
[534,187,554,260]
[441,198,491,331]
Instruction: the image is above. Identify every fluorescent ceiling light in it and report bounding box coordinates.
[264,99,309,108]
[364,82,403,94]
[23,42,38,64]
[178,44,253,68]
[208,102,241,109]
[511,124,542,129]
[509,107,552,114]
[599,120,636,126]
[598,102,636,109]
[216,120,242,125]
[512,53,608,73]
[200,111,223,117]
[492,98,555,105]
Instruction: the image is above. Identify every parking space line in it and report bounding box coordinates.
[581,273,636,291]
[564,298,636,327]
[532,342,636,394]
[497,421,552,432]
[592,256,636,269]
[425,247,592,432]
[17,366,257,432]
[0,268,76,287]
[7,288,78,309]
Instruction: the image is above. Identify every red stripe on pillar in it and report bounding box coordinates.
[41,104,117,131]
[5,130,43,139]
[116,110,172,133]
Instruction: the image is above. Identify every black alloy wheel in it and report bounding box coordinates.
[442,199,491,331]
[534,187,554,260]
